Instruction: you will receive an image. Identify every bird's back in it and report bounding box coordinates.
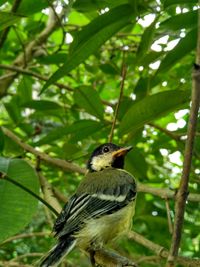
[75,168,137,249]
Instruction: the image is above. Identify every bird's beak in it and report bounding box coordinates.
[112,146,133,158]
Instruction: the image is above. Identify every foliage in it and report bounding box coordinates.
[0,0,199,266]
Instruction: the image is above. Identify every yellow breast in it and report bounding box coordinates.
[75,201,135,250]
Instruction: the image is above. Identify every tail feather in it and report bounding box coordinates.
[39,236,76,267]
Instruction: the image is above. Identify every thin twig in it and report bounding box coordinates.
[47,0,66,52]
[10,253,43,262]
[0,232,51,246]
[165,198,173,234]
[0,64,114,107]
[0,261,32,267]
[148,123,181,142]
[166,6,200,265]
[0,64,73,91]
[109,54,127,142]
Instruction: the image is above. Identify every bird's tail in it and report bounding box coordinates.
[38,236,76,267]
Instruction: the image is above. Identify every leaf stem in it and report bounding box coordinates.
[109,53,127,142]
[1,175,59,216]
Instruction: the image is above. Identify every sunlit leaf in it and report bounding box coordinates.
[156,27,197,76]
[41,4,136,93]
[159,10,197,31]
[74,86,104,119]
[119,90,190,135]
[136,17,158,61]
[163,0,197,9]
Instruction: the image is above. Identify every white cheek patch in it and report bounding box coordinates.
[91,154,113,171]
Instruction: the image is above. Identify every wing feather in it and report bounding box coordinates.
[54,183,136,238]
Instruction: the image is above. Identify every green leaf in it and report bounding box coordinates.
[163,0,197,9]
[0,158,39,242]
[17,0,53,15]
[139,51,163,67]
[4,97,22,124]
[21,100,62,110]
[35,120,104,146]
[74,86,104,119]
[0,11,24,31]
[62,143,81,160]
[73,0,107,12]
[156,27,197,76]
[126,148,147,179]
[119,90,190,135]
[100,63,119,75]
[70,121,106,142]
[41,4,136,93]
[74,0,130,12]
[36,53,67,65]
[17,76,33,104]
[136,17,158,61]
[159,10,197,31]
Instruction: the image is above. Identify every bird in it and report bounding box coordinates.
[39,143,137,267]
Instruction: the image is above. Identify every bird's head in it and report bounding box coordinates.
[87,143,132,172]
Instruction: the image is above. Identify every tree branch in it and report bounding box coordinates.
[128,231,200,267]
[0,64,73,91]
[137,183,200,202]
[166,7,200,265]
[0,64,114,107]
[94,248,138,267]
[0,5,67,98]
[1,127,86,174]
[2,127,200,204]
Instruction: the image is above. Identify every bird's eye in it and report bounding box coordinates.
[103,146,110,153]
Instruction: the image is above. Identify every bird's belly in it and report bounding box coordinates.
[75,202,135,250]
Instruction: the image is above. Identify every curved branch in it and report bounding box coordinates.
[2,127,86,174]
[0,64,73,91]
